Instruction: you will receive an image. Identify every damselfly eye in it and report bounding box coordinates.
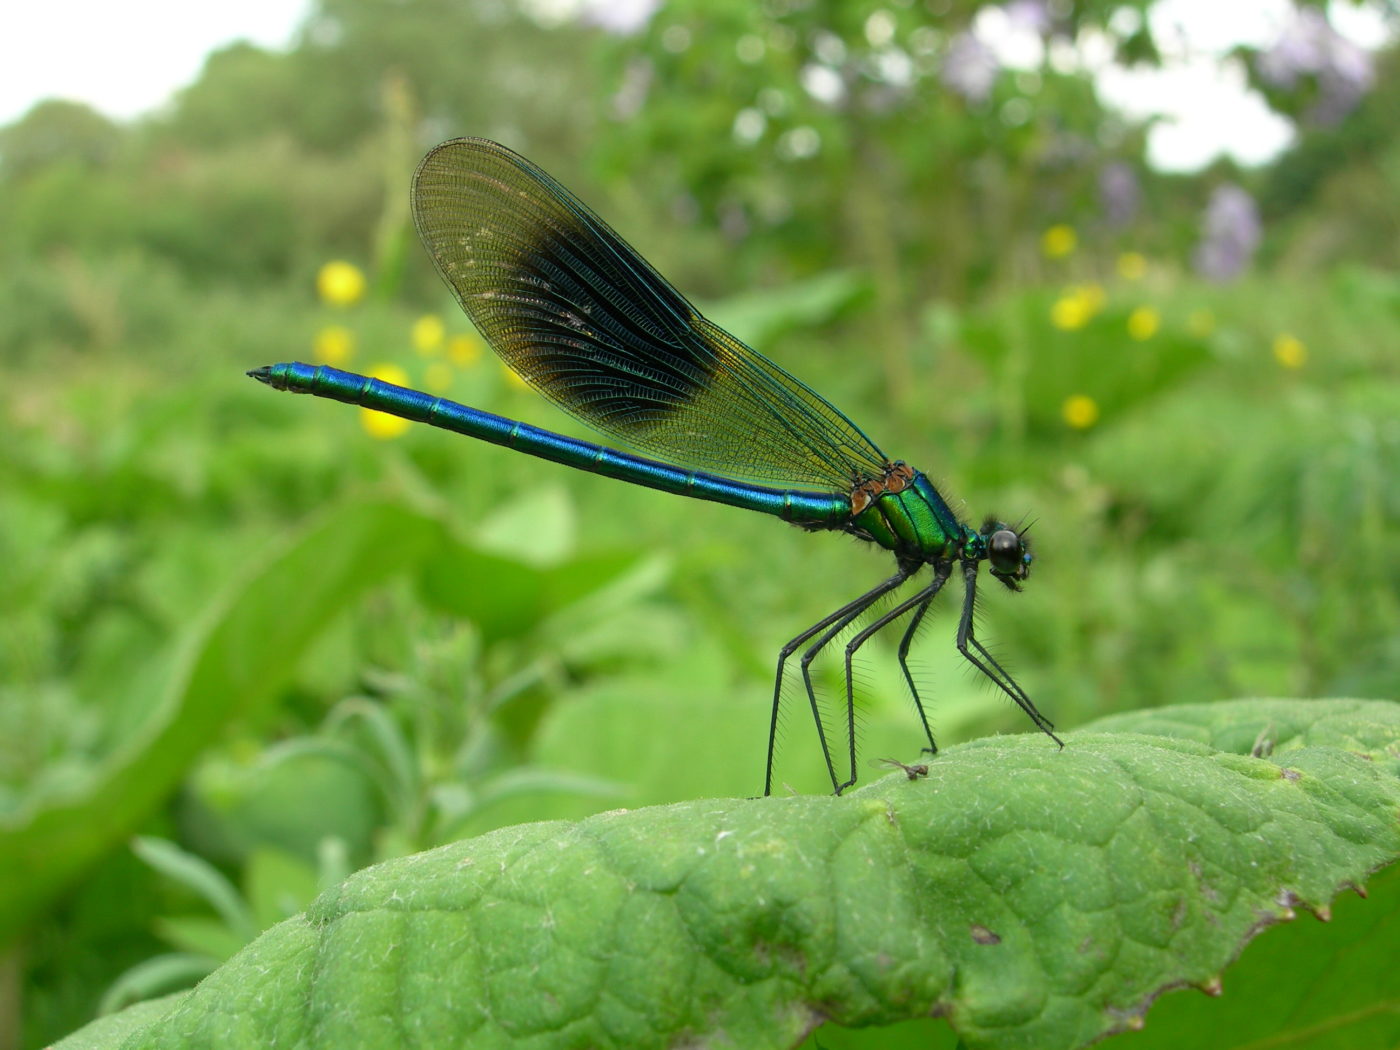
[988,529,1023,576]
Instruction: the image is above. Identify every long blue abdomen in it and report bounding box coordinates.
[253,363,852,528]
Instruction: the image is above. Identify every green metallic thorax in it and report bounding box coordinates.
[849,469,969,561]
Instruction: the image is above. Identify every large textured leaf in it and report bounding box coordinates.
[1115,861,1400,1050]
[58,699,1400,1050]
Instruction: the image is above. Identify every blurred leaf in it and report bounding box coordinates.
[959,290,1214,430]
[435,766,625,843]
[180,741,385,868]
[542,550,667,614]
[417,537,660,650]
[415,543,545,643]
[472,485,576,568]
[130,838,255,945]
[322,698,421,830]
[705,269,872,349]
[60,699,1400,1050]
[149,917,248,963]
[97,954,218,1017]
[0,500,441,946]
[244,848,322,931]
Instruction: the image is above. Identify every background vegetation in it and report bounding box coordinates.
[2,0,1397,1046]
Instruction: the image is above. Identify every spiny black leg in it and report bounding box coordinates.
[797,569,916,794]
[957,561,1064,746]
[836,576,946,792]
[767,577,905,796]
[767,566,915,796]
[895,562,953,756]
[955,561,1029,710]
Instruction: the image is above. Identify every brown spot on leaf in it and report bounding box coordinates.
[970,924,1001,945]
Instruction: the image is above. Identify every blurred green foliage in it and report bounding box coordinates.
[2,0,1398,1046]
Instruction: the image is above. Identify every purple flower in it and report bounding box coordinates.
[1098,162,1140,228]
[1003,0,1052,35]
[941,32,999,104]
[1193,185,1261,283]
[1257,7,1374,125]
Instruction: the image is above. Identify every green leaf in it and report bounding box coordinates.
[704,269,871,349]
[472,485,577,568]
[414,543,547,643]
[244,848,322,931]
[1109,862,1400,1050]
[61,700,1400,1050]
[149,917,248,962]
[182,739,387,867]
[130,837,255,944]
[98,956,218,1017]
[0,500,442,945]
[49,992,190,1050]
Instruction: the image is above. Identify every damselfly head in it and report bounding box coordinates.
[981,518,1031,590]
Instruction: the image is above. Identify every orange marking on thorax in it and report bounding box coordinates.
[850,462,914,515]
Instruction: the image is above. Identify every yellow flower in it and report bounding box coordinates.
[1042,224,1077,258]
[1273,333,1307,370]
[448,334,483,367]
[1051,296,1090,330]
[412,314,446,355]
[1116,252,1147,280]
[359,363,412,439]
[317,261,366,306]
[1187,309,1215,338]
[1062,394,1100,430]
[1127,306,1159,341]
[424,362,454,393]
[502,365,531,391]
[1050,284,1103,331]
[313,325,354,366]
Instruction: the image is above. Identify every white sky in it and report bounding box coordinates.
[0,0,311,125]
[0,1,1391,172]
